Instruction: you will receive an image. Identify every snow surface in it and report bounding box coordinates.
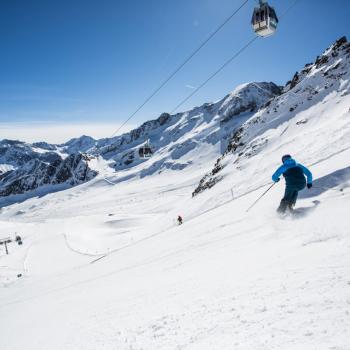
[1,135,349,349]
[0,164,14,174]
[1,39,350,349]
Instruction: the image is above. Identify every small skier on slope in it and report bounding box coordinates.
[272,154,313,213]
[177,215,183,225]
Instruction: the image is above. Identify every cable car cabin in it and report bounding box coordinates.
[138,143,153,159]
[251,1,278,37]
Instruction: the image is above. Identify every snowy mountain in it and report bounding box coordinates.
[0,82,280,199]
[92,81,281,174]
[1,37,350,350]
[0,139,59,167]
[193,36,350,196]
[62,135,97,154]
[0,139,97,198]
[0,153,97,197]
[1,37,349,201]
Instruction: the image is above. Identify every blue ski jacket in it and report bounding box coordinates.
[272,158,312,186]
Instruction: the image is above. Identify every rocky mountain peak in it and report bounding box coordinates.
[284,36,349,92]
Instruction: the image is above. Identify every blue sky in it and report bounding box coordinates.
[0,0,349,141]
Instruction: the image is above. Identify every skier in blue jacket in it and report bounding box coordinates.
[272,155,313,213]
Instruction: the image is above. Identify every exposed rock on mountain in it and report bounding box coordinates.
[0,153,97,197]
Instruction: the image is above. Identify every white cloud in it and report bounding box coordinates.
[0,122,137,144]
[185,84,197,90]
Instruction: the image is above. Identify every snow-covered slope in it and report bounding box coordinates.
[0,38,350,350]
[194,36,350,196]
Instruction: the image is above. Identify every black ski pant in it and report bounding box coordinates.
[278,182,306,213]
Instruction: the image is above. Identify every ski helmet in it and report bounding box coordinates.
[282,154,292,163]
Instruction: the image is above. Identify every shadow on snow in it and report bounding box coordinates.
[299,166,350,199]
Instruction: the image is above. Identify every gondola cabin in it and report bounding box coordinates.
[251,0,278,37]
[138,140,153,159]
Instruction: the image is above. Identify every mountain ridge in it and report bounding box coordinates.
[0,81,281,198]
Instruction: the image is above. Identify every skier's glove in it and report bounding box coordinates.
[307,183,312,189]
[274,178,280,183]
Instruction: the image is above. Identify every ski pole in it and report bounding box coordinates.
[246,182,276,213]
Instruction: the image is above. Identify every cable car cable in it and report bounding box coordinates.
[170,36,258,114]
[108,0,250,138]
[170,0,300,114]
